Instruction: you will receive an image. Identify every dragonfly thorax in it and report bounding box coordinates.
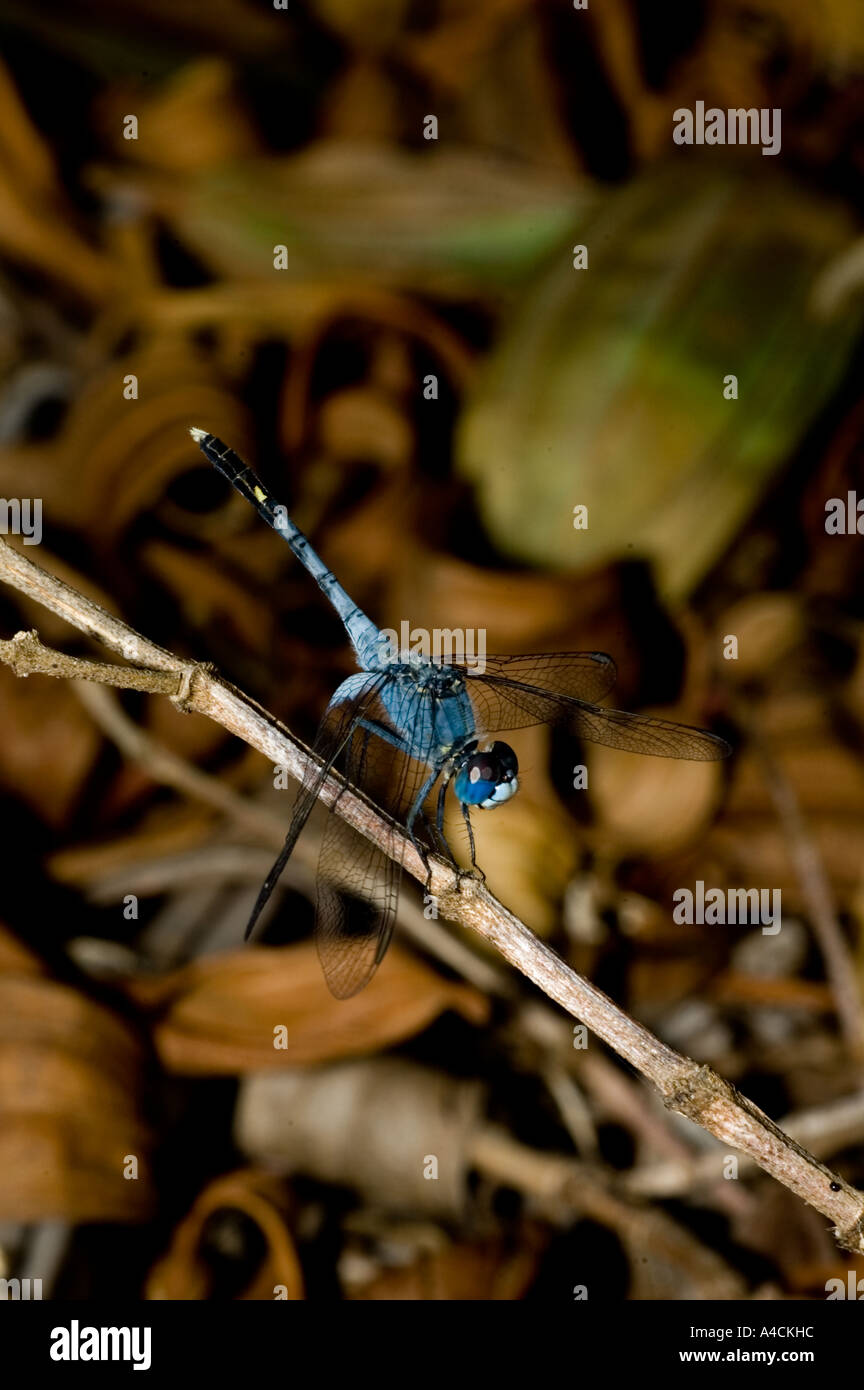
[452,741,519,810]
[388,659,465,696]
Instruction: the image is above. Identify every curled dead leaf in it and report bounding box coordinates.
[317,386,413,469]
[121,942,490,1072]
[0,959,152,1222]
[145,1169,303,1301]
[48,346,249,542]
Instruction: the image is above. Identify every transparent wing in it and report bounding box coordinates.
[463,671,730,760]
[243,672,389,941]
[314,697,441,998]
[315,809,402,999]
[468,652,618,704]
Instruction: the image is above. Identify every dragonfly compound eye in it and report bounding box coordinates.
[453,741,519,809]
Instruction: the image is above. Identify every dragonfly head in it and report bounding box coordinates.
[453,741,519,810]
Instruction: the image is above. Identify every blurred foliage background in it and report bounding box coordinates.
[2,0,864,1301]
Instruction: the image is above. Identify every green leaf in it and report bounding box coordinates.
[456,161,864,599]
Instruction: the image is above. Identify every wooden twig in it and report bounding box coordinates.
[759,737,864,1063]
[0,629,181,693]
[1,534,863,1253]
[625,1090,864,1199]
[468,1125,750,1299]
[68,683,510,991]
[71,680,298,847]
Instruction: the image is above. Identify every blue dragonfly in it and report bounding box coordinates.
[191,429,730,997]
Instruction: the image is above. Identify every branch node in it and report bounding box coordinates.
[6,628,42,676]
[836,1215,864,1255]
[170,661,216,712]
[663,1063,729,1119]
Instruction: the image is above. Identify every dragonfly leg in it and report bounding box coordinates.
[353,718,465,895]
[417,809,455,869]
[355,715,433,870]
[412,814,440,898]
[356,716,409,754]
[459,802,485,888]
[430,777,462,870]
[405,765,457,897]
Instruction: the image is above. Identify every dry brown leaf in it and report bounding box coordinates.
[589,718,726,857]
[347,1227,546,1299]
[0,923,45,976]
[145,1169,303,1301]
[0,968,152,1222]
[319,57,403,141]
[0,664,101,826]
[48,802,223,887]
[325,535,648,701]
[751,692,835,742]
[96,59,259,173]
[728,743,864,818]
[0,60,111,302]
[716,594,806,682]
[710,972,834,1012]
[312,0,415,51]
[707,816,864,910]
[140,540,276,651]
[48,344,250,540]
[121,942,490,1072]
[316,386,413,469]
[714,0,864,74]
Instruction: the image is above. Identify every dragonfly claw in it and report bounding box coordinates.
[455,867,479,894]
